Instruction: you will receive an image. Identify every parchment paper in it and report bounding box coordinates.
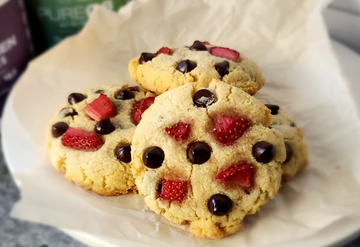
[3,0,360,246]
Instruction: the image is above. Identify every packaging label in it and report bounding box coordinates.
[26,0,129,48]
[0,0,32,114]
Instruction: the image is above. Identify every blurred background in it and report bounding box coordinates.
[0,0,360,246]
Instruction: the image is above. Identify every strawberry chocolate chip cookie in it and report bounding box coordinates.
[266,104,308,182]
[128,40,265,95]
[131,79,286,239]
[47,85,156,196]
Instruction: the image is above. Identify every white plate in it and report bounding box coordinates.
[2,40,360,247]
[62,41,360,247]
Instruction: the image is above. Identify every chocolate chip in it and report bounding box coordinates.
[290,122,296,127]
[68,93,86,105]
[207,194,232,216]
[95,117,115,135]
[59,107,78,119]
[189,40,207,51]
[128,86,140,92]
[143,146,164,169]
[253,141,275,163]
[115,144,131,163]
[139,53,157,64]
[187,142,211,164]
[215,61,229,78]
[265,104,280,115]
[115,88,135,100]
[245,190,250,195]
[176,60,197,73]
[51,122,69,138]
[193,89,215,108]
[94,89,104,94]
[284,143,293,163]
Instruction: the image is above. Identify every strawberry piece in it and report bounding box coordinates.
[84,94,116,121]
[212,115,250,145]
[61,127,103,151]
[216,164,254,188]
[201,41,210,45]
[132,97,155,125]
[210,46,240,62]
[165,122,190,141]
[156,47,172,55]
[160,179,187,202]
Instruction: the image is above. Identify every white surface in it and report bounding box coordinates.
[63,40,360,247]
[2,0,360,247]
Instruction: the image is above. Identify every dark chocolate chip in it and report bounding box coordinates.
[187,142,211,164]
[215,61,229,78]
[253,141,275,163]
[207,194,232,216]
[95,117,115,135]
[128,86,140,92]
[189,40,208,51]
[284,143,293,163]
[265,104,280,115]
[51,122,69,138]
[68,93,86,105]
[193,89,215,108]
[143,146,164,169]
[290,122,296,127]
[59,107,78,119]
[176,60,197,73]
[94,89,104,94]
[115,144,131,163]
[139,53,157,64]
[115,88,135,100]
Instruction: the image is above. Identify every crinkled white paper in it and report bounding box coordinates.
[3,0,360,246]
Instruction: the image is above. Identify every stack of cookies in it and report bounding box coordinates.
[47,40,308,239]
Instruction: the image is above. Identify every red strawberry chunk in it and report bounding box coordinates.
[84,94,116,121]
[156,47,172,55]
[201,41,210,45]
[160,179,188,202]
[216,164,254,188]
[213,115,250,145]
[210,46,240,62]
[61,127,103,151]
[132,97,155,125]
[165,122,190,141]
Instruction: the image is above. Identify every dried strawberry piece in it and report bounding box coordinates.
[160,179,188,202]
[131,97,155,125]
[202,41,210,45]
[212,115,250,145]
[156,47,172,55]
[216,164,254,188]
[84,94,116,121]
[165,122,190,141]
[210,46,240,62]
[61,127,103,151]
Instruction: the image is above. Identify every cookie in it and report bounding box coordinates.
[266,104,308,182]
[47,85,156,196]
[131,80,286,239]
[128,40,265,95]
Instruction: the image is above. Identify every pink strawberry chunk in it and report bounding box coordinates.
[61,127,103,151]
[160,179,188,202]
[210,46,240,62]
[132,97,155,125]
[212,115,250,145]
[165,122,190,141]
[156,47,172,55]
[216,164,254,188]
[84,94,116,121]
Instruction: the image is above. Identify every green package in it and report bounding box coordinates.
[24,0,130,54]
